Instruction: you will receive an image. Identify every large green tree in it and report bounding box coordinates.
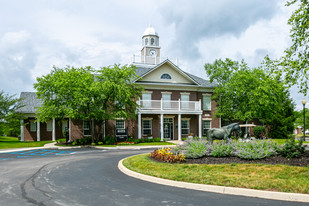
[0,91,21,137]
[205,58,296,138]
[34,65,142,141]
[265,0,309,95]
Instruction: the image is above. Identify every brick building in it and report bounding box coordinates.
[17,26,220,141]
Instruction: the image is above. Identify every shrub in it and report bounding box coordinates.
[104,136,115,145]
[91,142,96,146]
[232,140,278,160]
[180,139,210,159]
[276,138,305,158]
[153,137,161,142]
[150,148,185,163]
[72,141,77,146]
[253,126,266,139]
[97,142,103,145]
[56,138,66,143]
[210,141,233,157]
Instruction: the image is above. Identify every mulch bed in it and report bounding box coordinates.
[150,150,309,167]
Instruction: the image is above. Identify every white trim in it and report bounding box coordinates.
[142,90,153,94]
[83,120,91,136]
[181,119,190,135]
[202,93,212,96]
[142,117,153,120]
[180,92,190,95]
[178,114,181,140]
[202,118,212,120]
[181,118,191,120]
[134,59,201,86]
[161,91,172,94]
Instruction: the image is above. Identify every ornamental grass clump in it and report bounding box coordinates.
[232,140,278,160]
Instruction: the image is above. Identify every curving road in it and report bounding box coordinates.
[0,148,307,206]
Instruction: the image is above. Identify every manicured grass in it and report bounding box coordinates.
[123,154,309,194]
[96,142,175,147]
[0,136,52,149]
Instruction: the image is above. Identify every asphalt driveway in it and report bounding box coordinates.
[0,148,307,206]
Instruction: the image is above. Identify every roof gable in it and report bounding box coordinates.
[135,60,200,86]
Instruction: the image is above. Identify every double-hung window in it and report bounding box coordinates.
[181,93,189,109]
[115,120,125,130]
[46,120,52,132]
[162,93,171,109]
[181,120,190,135]
[83,120,90,135]
[142,93,151,109]
[203,95,211,111]
[30,120,36,132]
[142,119,152,136]
[203,120,211,136]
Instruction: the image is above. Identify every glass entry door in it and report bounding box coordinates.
[163,118,174,139]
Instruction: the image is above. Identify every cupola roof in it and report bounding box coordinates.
[143,25,158,37]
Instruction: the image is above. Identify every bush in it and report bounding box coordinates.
[180,139,210,159]
[91,143,96,146]
[232,140,278,160]
[210,141,233,157]
[97,142,103,145]
[276,138,305,158]
[56,138,66,143]
[104,136,115,145]
[153,137,161,142]
[150,148,185,163]
[253,126,266,139]
[72,141,77,146]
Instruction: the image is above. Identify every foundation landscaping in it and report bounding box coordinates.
[123,138,309,194]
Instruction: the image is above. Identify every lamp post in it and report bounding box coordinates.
[302,99,306,142]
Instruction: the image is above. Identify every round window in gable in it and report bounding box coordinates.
[161,73,172,79]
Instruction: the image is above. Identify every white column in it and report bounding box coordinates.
[20,119,24,141]
[69,118,72,141]
[161,98,163,110]
[37,120,40,141]
[178,114,181,140]
[199,114,202,139]
[178,99,181,111]
[138,113,142,139]
[160,114,164,141]
[52,118,56,141]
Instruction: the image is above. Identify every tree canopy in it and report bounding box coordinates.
[0,91,21,136]
[205,58,296,138]
[34,65,142,139]
[264,0,309,95]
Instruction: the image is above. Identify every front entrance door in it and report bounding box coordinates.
[163,118,174,140]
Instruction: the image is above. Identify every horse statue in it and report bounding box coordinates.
[207,123,242,143]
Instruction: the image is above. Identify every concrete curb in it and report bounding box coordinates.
[118,155,309,203]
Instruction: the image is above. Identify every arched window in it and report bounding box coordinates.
[145,38,148,45]
[161,73,172,79]
[151,38,154,45]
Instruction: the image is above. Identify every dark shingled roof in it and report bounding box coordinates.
[16,92,42,114]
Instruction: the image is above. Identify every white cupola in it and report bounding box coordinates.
[141,25,161,64]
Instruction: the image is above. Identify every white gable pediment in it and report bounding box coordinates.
[137,60,199,85]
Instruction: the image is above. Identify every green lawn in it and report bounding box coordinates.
[272,139,309,145]
[96,142,175,147]
[0,136,52,149]
[123,154,309,194]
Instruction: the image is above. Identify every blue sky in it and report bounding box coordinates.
[0,0,305,109]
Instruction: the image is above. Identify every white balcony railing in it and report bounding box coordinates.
[138,99,201,112]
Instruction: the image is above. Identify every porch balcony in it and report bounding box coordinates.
[137,99,202,114]
[131,55,178,65]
